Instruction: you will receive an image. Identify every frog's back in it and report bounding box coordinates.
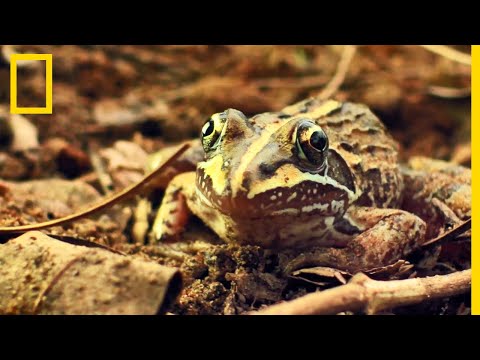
[280,98,403,208]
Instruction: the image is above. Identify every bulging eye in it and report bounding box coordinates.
[201,119,215,138]
[295,120,329,169]
[309,130,328,152]
[201,111,227,152]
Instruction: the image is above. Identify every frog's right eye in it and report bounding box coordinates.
[201,111,227,152]
[295,119,329,170]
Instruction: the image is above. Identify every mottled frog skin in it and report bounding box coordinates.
[144,98,471,273]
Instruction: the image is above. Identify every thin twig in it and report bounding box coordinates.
[419,45,471,66]
[422,218,471,247]
[428,85,471,99]
[251,270,471,315]
[317,45,357,100]
[0,143,190,235]
[1,45,39,68]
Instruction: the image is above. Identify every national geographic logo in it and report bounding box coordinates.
[10,53,52,114]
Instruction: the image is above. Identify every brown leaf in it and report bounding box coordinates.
[290,266,351,287]
[0,231,182,314]
[365,260,414,280]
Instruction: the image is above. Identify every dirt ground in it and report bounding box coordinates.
[0,45,471,315]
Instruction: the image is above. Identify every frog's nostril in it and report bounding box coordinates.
[259,162,277,176]
[241,172,252,191]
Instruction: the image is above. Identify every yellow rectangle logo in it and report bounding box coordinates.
[10,53,53,114]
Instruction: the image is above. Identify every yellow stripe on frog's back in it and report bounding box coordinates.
[230,119,298,197]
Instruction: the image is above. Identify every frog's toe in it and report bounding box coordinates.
[151,204,190,243]
[150,222,180,243]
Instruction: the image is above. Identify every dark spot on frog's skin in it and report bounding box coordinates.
[259,162,276,176]
[326,149,356,193]
[334,217,360,236]
[241,176,252,191]
[327,105,343,116]
[365,168,381,182]
[355,192,374,207]
[352,163,363,172]
[259,160,291,178]
[339,142,354,152]
[326,117,354,126]
[367,127,381,134]
[365,145,378,155]
[278,113,291,119]
[299,107,309,113]
[304,99,315,107]
[433,183,461,201]
[225,124,246,140]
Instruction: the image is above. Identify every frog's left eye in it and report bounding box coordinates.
[201,112,227,152]
[295,120,329,168]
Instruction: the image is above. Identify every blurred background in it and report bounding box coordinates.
[0,45,471,182]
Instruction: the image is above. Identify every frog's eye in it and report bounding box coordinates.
[201,111,227,152]
[295,120,329,168]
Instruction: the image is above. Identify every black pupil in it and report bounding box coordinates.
[202,119,215,137]
[310,131,327,151]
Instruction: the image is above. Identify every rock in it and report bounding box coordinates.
[93,95,169,127]
[0,107,13,147]
[0,107,39,151]
[10,114,39,151]
[43,138,91,178]
[98,140,148,188]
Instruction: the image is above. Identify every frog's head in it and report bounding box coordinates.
[196,106,357,218]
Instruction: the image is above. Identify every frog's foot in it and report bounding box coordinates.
[151,172,196,243]
[401,156,471,237]
[285,207,426,274]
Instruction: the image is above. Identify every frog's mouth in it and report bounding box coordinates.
[195,168,351,219]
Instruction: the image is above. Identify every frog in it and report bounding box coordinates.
[140,98,471,273]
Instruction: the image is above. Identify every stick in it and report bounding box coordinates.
[317,45,357,100]
[0,143,190,234]
[428,85,471,99]
[251,270,471,315]
[419,45,471,66]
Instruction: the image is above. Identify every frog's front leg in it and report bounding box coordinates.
[401,156,471,238]
[150,171,196,242]
[287,206,426,274]
[131,140,203,243]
